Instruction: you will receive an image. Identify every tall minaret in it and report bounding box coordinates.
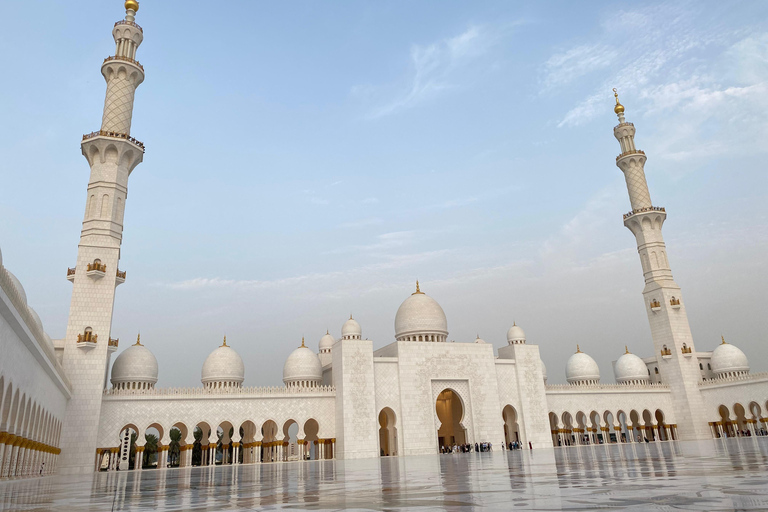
[613,90,709,440]
[58,1,145,473]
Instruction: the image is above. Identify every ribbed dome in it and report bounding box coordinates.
[506,323,526,344]
[394,282,448,342]
[319,331,335,352]
[111,338,158,388]
[7,271,27,304]
[541,359,548,383]
[341,316,362,340]
[201,338,244,388]
[711,339,749,377]
[283,341,323,387]
[566,346,600,385]
[614,348,649,384]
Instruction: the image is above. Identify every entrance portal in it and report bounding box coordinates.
[378,407,397,456]
[502,405,519,446]
[436,389,466,450]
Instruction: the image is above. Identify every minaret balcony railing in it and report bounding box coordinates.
[82,130,145,151]
[77,332,98,343]
[649,299,661,312]
[114,19,142,31]
[670,297,681,309]
[616,149,645,162]
[87,262,107,272]
[116,269,126,285]
[660,348,672,357]
[108,338,119,350]
[102,55,144,72]
[681,346,692,355]
[623,206,666,220]
[66,267,76,282]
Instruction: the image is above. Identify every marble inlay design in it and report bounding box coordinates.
[0,439,766,511]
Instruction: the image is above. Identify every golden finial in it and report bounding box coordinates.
[625,345,630,354]
[721,335,727,345]
[326,329,329,335]
[125,0,139,12]
[134,333,142,346]
[221,336,228,347]
[413,280,424,295]
[350,314,353,320]
[613,88,625,115]
[576,344,582,353]
[301,336,306,348]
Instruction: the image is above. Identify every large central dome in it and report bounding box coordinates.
[394,281,448,342]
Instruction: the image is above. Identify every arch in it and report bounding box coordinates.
[502,405,519,448]
[642,409,654,441]
[281,419,299,462]
[100,194,110,218]
[733,403,748,436]
[718,405,734,438]
[216,421,235,465]
[238,420,258,464]
[561,412,574,446]
[654,410,667,441]
[192,421,212,466]
[629,410,642,442]
[303,419,319,460]
[142,423,162,469]
[549,412,560,447]
[748,401,762,422]
[379,407,397,456]
[589,411,602,444]
[168,423,187,468]
[575,411,588,444]
[435,388,466,451]
[88,194,96,218]
[261,420,279,463]
[604,411,616,443]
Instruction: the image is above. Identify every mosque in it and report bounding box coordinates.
[1,1,767,478]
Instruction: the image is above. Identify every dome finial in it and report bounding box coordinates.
[125,0,139,13]
[625,345,630,354]
[326,328,329,335]
[721,335,727,345]
[413,280,424,295]
[576,344,581,353]
[301,336,305,348]
[134,333,142,346]
[613,88,625,116]
[221,335,228,347]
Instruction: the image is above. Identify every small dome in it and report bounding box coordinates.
[566,346,600,385]
[28,306,44,332]
[541,359,548,383]
[474,335,486,344]
[614,347,649,384]
[711,338,749,376]
[283,339,323,387]
[111,336,158,387]
[319,331,335,352]
[506,323,525,344]
[394,282,448,341]
[7,271,27,304]
[341,316,361,340]
[201,337,245,387]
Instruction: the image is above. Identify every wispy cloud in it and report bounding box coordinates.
[542,44,617,90]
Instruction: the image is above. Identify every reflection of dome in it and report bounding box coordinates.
[7,271,27,304]
[341,316,361,340]
[541,359,548,383]
[395,281,448,342]
[283,338,323,388]
[319,331,335,353]
[711,337,749,378]
[111,335,158,390]
[566,346,600,385]
[474,335,486,344]
[201,337,244,389]
[506,323,526,344]
[614,347,649,384]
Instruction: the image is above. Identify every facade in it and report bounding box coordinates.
[1,1,767,478]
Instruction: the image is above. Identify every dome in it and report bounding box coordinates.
[541,359,548,383]
[566,346,600,385]
[474,335,486,344]
[7,271,27,304]
[341,316,361,340]
[0,245,3,266]
[28,306,44,332]
[111,335,158,388]
[614,347,649,384]
[283,339,323,387]
[394,281,448,342]
[319,331,335,352]
[506,323,526,344]
[711,337,749,377]
[201,337,244,388]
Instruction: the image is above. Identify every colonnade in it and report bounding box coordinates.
[0,433,61,478]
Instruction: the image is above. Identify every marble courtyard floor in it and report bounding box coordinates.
[1,438,767,511]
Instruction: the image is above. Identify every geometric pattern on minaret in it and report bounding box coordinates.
[58,1,145,473]
[613,89,710,441]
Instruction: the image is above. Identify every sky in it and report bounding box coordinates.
[1,0,767,387]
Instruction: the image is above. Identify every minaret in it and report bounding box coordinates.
[58,1,145,473]
[613,90,709,440]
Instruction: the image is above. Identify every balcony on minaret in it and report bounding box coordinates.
[623,206,666,221]
[77,328,98,350]
[670,297,681,309]
[681,343,692,356]
[82,131,145,151]
[116,269,126,285]
[615,149,645,162]
[66,267,76,282]
[108,337,119,353]
[86,260,107,280]
[660,345,672,358]
[650,299,661,312]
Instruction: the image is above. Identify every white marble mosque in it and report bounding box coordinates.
[1,1,767,481]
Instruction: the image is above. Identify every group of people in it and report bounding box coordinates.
[440,442,493,454]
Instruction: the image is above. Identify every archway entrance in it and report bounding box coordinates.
[436,389,466,450]
[379,408,397,456]
[502,405,519,447]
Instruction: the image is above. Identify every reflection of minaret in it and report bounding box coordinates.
[613,90,709,440]
[59,0,145,472]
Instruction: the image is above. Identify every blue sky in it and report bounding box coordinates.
[1,1,767,386]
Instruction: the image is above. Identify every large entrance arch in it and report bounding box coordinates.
[378,408,398,456]
[436,389,466,450]
[502,405,520,447]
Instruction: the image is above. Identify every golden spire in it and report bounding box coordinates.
[125,0,139,12]
[301,336,306,348]
[413,280,424,295]
[721,335,727,345]
[513,320,516,326]
[221,336,228,347]
[625,345,630,354]
[326,329,330,335]
[613,88,625,115]
[134,333,142,346]
[576,344,582,353]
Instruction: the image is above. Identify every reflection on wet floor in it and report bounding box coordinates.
[1,438,767,511]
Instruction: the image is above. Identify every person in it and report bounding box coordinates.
[40,462,45,476]
[475,442,479,452]
[528,441,532,450]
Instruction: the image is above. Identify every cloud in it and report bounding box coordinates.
[355,25,499,119]
[542,44,618,90]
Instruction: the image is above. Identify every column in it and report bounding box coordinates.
[331,439,336,459]
[135,447,143,471]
